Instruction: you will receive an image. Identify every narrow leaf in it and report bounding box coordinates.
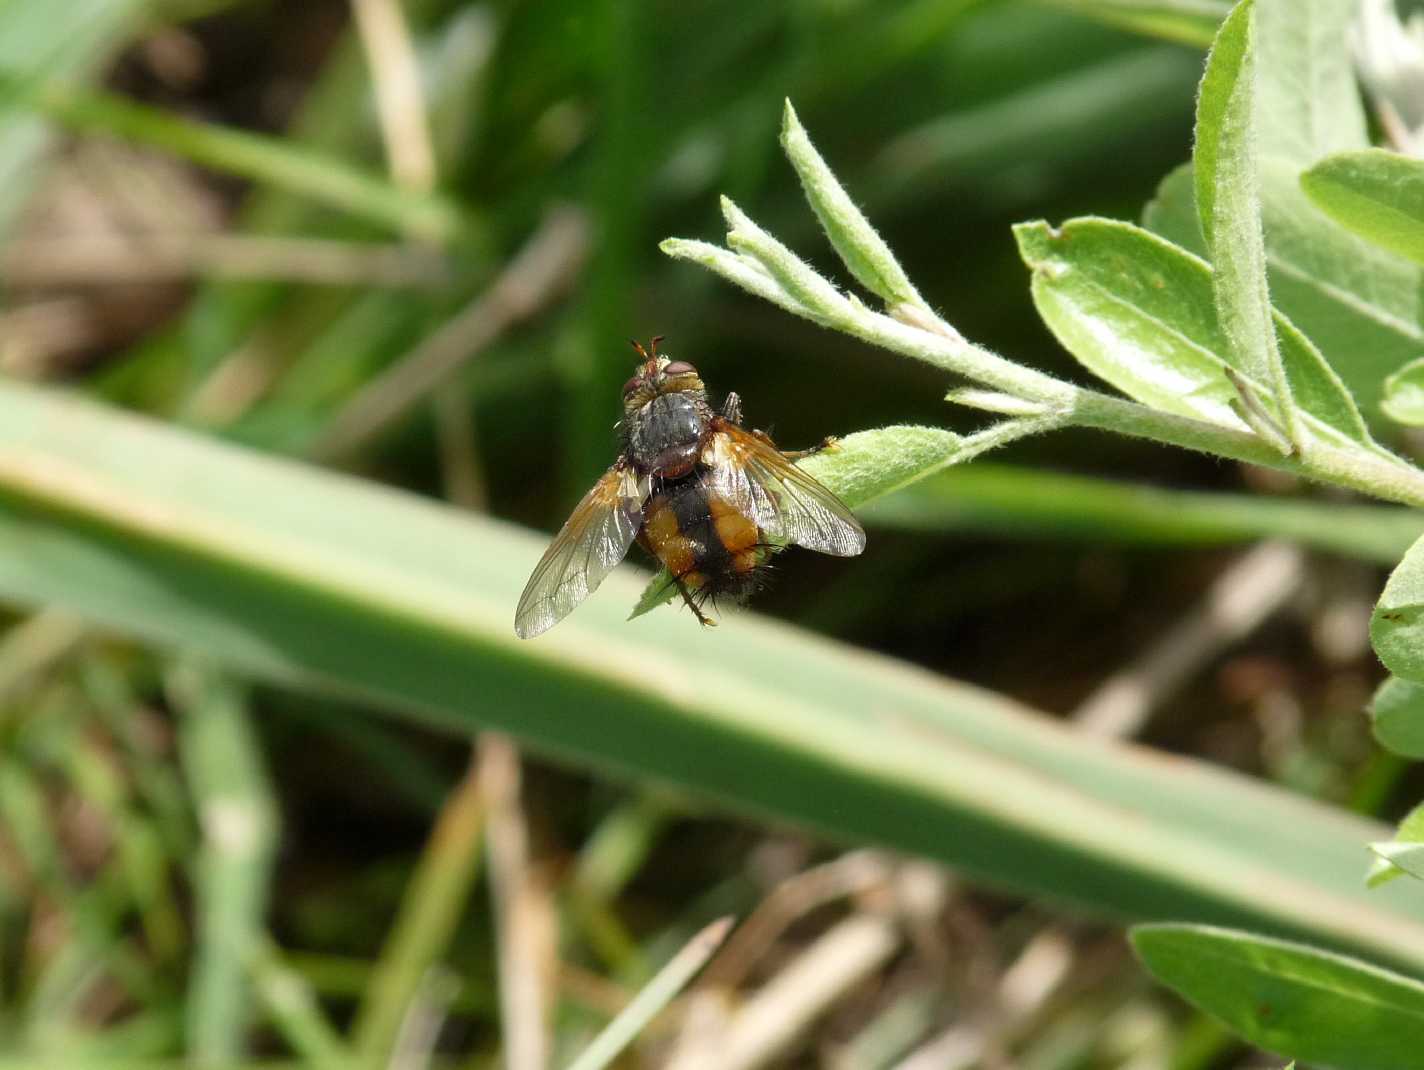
[1372,676,1424,760]
[659,238,806,320]
[1303,150,1424,268]
[864,463,1423,564]
[22,81,469,242]
[1370,843,1424,884]
[1194,0,1299,451]
[781,100,927,312]
[1014,218,1370,449]
[795,426,965,508]
[1370,803,1424,888]
[171,663,277,1064]
[1132,923,1424,1070]
[9,383,1424,973]
[720,195,856,328]
[0,0,146,240]
[566,917,733,1070]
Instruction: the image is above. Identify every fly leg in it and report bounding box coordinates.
[673,576,716,628]
[750,428,839,460]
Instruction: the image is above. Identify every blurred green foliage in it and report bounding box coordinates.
[1,0,1416,1067]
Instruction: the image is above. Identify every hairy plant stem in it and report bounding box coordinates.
[667,229,1424,509]
[824,298,1424,508]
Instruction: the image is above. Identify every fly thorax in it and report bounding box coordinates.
[629,393,705,477]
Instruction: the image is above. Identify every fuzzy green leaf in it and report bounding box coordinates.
[1194,0,1298,450]
[1384,358,1424,428]
[781,99,927,313]
[1014,217,1369,448]
[1302,150,1424,267]
[1373,536,1424,685]
[1372,677,1424,761]
[1144,167,1420,432]
[1144,1,1398,426]
[1132,924,1424,1070]
[796,426,965,506]
[1192,0,1248,250]
[1251,0,1368,167]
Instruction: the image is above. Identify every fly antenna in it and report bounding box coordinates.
[629,338,648,361]
[649,335,665,358]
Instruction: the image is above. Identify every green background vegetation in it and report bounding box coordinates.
[3,0,1422,1067]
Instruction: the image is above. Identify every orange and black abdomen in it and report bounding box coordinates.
[640,476,767,599]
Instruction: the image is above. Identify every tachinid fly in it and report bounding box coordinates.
[514,338,864,638]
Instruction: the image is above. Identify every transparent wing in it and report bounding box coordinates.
[514,463,645,638]
[706,423,865,557]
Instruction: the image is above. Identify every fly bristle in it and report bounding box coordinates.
[688,554,776,615]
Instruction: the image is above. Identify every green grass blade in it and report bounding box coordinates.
[351,757,486,1063]
[0,0,147,239]
[864,463,1423,564]
[1032,0,1229,46]
[1132,924,1424,1070]
[247,941,350,1068]
[6,382,1424,972]
[20,81,469,242]
[171,663,278,1065]
[564,917,733,1070]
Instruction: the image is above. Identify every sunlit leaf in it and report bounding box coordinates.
[1369,802,1424,888]
[1252,0,1368,167]
[1371,842,1424,884]
[1193,0,1298,450]
[1145,171,1418,433]
[1303,149,1424,267]
[1133,924,1424,1070]
[1373,535,1424,685]
[1383,359,1424,428]
[1371,677,1424,761]
[1014,217,1370,448]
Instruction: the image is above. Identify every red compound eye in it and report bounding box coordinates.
[663,360,696,376]
[622,376,642,396]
